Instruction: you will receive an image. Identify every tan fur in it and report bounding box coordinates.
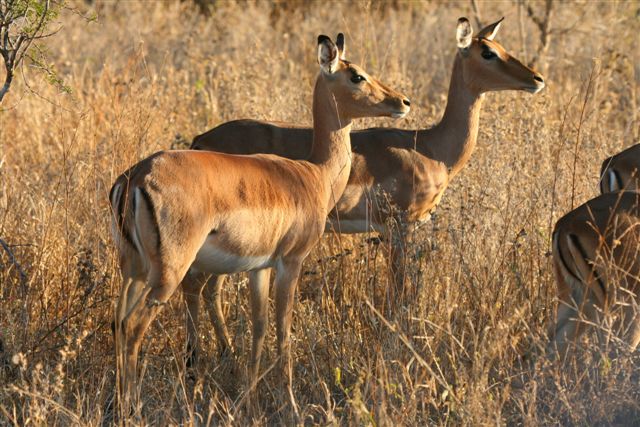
[110,35,410,412]
[550,191,640,360]
[185,18,545,358]
[600,143,640,194]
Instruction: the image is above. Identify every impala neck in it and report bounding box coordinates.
[423,54,484,178]
[309,76,353,210]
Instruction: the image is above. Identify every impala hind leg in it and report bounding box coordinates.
[182,270,208,370]
[114,253,147,415]
[549,286,599,361]
[203,274,233,357]
[117,264,185,414]
[620,294,640,351]
[548,298,582,361]
[247,269,270,385]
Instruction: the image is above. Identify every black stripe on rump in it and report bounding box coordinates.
[568,233,607,301]
[110,182,136,248]
[137,187,162,253]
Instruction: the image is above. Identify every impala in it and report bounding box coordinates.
[550,191,640,359]
[109,34,410,410]
[183,17,545,360]
[600,143,640,194]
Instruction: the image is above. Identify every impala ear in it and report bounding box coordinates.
[318,34,339,74]
[336,33,346,60]
[456,17,473,50]
[477,17,503,41]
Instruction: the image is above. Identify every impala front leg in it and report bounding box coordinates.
[248,268,271,386]
[274,260,302,380]
[387,217,411,315]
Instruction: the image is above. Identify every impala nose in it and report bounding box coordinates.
[403,98,411,107]
[534,74,544,84]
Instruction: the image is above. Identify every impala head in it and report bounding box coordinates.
[456,17,545,94]
[317,33,411,120]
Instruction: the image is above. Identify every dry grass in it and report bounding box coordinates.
[1,0,639,425]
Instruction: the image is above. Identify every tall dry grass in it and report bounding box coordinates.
[0,0,639,425]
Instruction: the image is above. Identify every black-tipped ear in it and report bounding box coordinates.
[318,34,339,74]
[318,34,331,45]
[336,33,346,60]
[477,17,503,41]
[456,17,473,50]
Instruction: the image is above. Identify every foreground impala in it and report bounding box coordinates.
[109,34,410,410]
[184,17,545,358]
[600,143,640,194]
[550,191,640,359]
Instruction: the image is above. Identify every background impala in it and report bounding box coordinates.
[550,190,640,360]
[1,1,638,424]
[600,143,640,194]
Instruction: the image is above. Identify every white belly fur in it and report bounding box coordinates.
[191,241,273,274]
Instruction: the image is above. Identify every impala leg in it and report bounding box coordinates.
[549,286,597,361]
[203,274,233,356]
[274,260,302,379]
[117,264,184,414]
[182,270,208,370]
[620,293,640,351]
[548,299,581,361]
[388,223,410,315]
[248,269,271,386]
[273,260,302,420]
[114,252,147,416]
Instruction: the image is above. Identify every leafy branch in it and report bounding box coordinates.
[0,0,62,103]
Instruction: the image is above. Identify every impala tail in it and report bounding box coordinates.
[550,227,605,358]
[109,175,160,273]
[553,229,608,309]
[600,154,623,194]
[550,191,640,359]
[599,144,640,194]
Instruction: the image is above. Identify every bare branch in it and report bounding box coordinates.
[0,238,28,286]
[470,0,483,28]
[521,0,554,67]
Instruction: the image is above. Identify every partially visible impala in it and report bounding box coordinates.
[109,34,410,412]
[600,143,640,194]
[184,17,545,360]
[550,191,640,359]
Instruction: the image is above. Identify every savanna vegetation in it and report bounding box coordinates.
[1,0,639,425]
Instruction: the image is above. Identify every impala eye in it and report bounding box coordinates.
[481,49,497,60]
[351,74,366,84]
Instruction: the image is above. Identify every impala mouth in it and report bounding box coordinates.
[391,110,409,119]
[525,82,545,94]
[526,75,546,94]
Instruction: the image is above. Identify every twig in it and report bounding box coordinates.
[470,0,483,29]
[0,237,28,285]
[570,61,599,210]
[548,94,576,239]
[520,0,554,67]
